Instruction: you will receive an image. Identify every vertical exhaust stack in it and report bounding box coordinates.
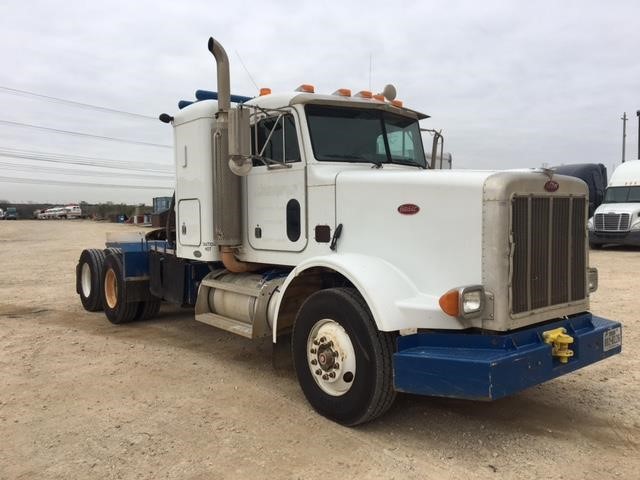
[207,37,241,246]
[207,38,230,111]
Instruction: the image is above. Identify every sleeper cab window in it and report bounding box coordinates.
[251,114,301,166]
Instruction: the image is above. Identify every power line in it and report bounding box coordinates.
[0,85,158,120]
[0,161,173,180]
[0,176,173,190]
[0,119,172,148]
[0,146,173,173]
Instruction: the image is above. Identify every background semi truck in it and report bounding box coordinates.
[76,37,622,426]
[589,160,640,248]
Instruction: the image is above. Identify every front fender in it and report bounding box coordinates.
[272,253,465,342]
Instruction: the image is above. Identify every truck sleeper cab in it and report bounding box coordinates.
[76,37,622,426]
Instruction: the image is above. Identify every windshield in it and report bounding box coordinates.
[603,186,640,203]
[305,105,426,168]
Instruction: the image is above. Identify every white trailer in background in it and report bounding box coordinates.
[75,37,622,426]
[40,204,82,219]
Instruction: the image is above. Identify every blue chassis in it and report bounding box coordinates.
[106,240,166,278]
[106,239,622,402]
[394,314,621,400]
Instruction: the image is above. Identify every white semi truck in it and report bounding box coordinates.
[589,160,640,248]
[76,37,622,426]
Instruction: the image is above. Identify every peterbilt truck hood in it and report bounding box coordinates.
[334,168,590,332]
[335,169,495,297]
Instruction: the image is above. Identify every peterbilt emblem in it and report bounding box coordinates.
[544,180,559,192]
[398,204,420,215]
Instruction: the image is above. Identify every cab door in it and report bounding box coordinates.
[245,111,307,252]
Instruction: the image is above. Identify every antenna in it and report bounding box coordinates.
[235,50,259,90]
[369,54,372,91]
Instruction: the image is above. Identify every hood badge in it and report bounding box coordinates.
[398,204,420,215]
[544,180,560,192]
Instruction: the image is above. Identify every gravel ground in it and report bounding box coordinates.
[0,220,638,480]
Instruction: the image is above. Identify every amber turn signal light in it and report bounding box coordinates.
[439,289,460,317]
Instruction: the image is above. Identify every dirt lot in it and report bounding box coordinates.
[0,220,638,479]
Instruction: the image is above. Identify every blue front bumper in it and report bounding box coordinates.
[393,313,621,400]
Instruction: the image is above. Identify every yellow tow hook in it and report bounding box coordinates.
[542,327,574,364]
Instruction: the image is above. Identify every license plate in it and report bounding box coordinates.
[603,327,622,352]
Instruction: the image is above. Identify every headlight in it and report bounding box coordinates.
[588,217,594,230]
[462,289,483,314]
[439,285,485,319]
[631,221,640,231]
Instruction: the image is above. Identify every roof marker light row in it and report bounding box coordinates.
[258,84,403,107]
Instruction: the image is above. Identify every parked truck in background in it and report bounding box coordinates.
[75,37,622,426]
[589,160,640,248]
[5,207,17,220]
[553,163,607,217]
[38,204,83,219]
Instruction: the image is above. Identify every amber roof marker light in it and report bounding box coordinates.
[295,84,315,93]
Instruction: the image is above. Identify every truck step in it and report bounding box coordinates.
[195,312,253,338]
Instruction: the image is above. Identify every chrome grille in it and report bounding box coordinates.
[511,196,587,315]
[594,213,630,232]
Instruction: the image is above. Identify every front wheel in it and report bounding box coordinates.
[292,288,396,426]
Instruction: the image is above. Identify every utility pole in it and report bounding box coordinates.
[637,110,640,160]
[621,112,627,163]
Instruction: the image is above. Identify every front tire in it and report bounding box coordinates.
[292,288,396,426]
[102,252,140,324]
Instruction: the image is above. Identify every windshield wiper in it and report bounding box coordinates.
[321,154,383,167]
[388,159,426,169]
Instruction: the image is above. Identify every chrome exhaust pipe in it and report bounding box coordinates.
[207,37,230,112]
[205,36,241,247]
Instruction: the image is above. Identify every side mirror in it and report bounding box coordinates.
[159,113,174,124]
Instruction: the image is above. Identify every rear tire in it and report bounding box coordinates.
[102,252,140,324]
[76,249,107,312]
[292,287,396,426]
[135,299,162,321]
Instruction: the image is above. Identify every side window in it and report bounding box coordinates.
[251,114,301,166]
[385,129,416,160]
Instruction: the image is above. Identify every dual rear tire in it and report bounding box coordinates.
[76,249,161,324]
[76,249,106,311]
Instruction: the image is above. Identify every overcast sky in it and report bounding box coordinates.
[0,0,638,205]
